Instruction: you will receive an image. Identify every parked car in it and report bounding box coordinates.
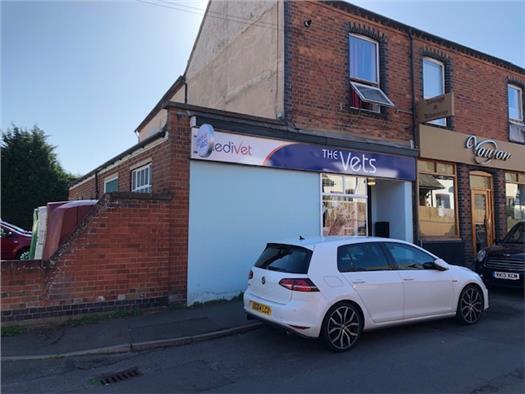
[1,220,32,260]
[244,236,488,352]
[475,221,524,288]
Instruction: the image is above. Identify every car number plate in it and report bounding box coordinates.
[250,301,271,315]
[494,272,520,280]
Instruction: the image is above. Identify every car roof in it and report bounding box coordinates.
[267,236,415,250]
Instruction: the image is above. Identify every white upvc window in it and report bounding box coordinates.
[423,57,447,127]
[508,84,523,123]
[349,34,394,112]
[103,174,119,193]
[131,163,152,193]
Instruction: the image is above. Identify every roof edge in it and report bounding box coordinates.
[324,1,524,74]
[135,76,185,133]
[70,130,167,188]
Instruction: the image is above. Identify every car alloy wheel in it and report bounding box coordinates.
[457,285,483,325]
[322,303,362,352]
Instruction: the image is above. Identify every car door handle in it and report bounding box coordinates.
[403,278,415,281]
[352,280,366,284]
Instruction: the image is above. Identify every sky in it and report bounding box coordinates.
[2,0,524,175]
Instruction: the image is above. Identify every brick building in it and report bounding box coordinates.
[5,1,523,320]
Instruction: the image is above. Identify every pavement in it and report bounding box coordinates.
[1,299,260,360]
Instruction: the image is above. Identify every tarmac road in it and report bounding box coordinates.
[2,287,523,393]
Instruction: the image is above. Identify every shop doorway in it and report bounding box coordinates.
[470,172,494,254]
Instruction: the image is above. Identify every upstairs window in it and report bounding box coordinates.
[349,34,393,112]
[131,163,152,193]
[508,84,523,123]
[423,58,446,127]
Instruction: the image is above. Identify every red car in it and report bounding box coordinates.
[1,221,32,260]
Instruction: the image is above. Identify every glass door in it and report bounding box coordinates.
[470,172,494,254]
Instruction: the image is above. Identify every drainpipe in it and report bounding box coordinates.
[95,171,99,200]
[408,28,420,245]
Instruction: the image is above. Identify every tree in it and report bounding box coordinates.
[1,125,74,229]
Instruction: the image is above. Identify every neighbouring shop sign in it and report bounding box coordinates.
[465,135,512,164]
[419,124,525,171]
[416,92,454,123]
[192,125,416,181]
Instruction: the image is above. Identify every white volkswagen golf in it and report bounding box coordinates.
[244,237,489,352]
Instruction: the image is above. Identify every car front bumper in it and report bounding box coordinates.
[477,267,525,288]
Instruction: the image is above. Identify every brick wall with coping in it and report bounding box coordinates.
[2,110,193,322]
[1,193,174,322]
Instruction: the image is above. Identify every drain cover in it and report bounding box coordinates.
[97,367,142,385]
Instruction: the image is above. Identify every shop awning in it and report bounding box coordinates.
[419,174,444,190]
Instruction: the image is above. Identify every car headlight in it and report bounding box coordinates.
[476,249,487,262]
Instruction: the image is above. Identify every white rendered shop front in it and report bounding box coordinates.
[186,125,416,304]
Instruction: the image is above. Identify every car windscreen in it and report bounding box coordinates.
[254,244,313,274]
[503,222,524,244]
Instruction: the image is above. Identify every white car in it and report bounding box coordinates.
[244,236,489,352]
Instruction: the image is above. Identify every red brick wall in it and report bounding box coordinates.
[2,110,193,322]
[287,1,525,144]
[412,42,524,142]
[287,1,414,143]
[165,110,191,303]
[1,193,174,321]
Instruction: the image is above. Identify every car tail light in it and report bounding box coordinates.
[279,278,319,292]
[248,270,253,280]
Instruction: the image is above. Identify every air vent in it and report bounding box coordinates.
[97,367,142,385]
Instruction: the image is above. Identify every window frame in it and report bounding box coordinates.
[508,84,524,123]
[349,33,380,86]
[131,163,152,193]
[422,57,447,127]
[504,171,525,233]
[349,33,388,114]
[320,174,369,237]
[337,242,394,273]
[103,174,119,193]
[417,159,460,240]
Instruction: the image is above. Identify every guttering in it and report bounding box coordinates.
[164,102,418,158]
[323,1,524,74]
[69,130,167,188]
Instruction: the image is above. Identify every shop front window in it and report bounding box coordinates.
[505,172,525,232]
[322,174,367,236]
[418,160,458,238]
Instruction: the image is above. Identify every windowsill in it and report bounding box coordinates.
[349,106,387,119]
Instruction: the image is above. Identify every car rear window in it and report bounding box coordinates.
[254,244,313,274]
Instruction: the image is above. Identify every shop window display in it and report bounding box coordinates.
[322,174,367,236]
[418,160,458,238]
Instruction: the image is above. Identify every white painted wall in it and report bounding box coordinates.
[184,0,284,119]
[187,161,320,304]
[370,179,413,242]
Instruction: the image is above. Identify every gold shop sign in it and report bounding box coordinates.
[419,125,525,172]
[416,93,455,123]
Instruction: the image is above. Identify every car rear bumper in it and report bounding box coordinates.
[243,290,324,338]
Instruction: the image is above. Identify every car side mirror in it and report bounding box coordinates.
[1,230,13,238]
[433,258,449,271]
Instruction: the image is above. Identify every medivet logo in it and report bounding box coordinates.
[194,124,254,158]
[465,135,512,165]
[194,124,215,158]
